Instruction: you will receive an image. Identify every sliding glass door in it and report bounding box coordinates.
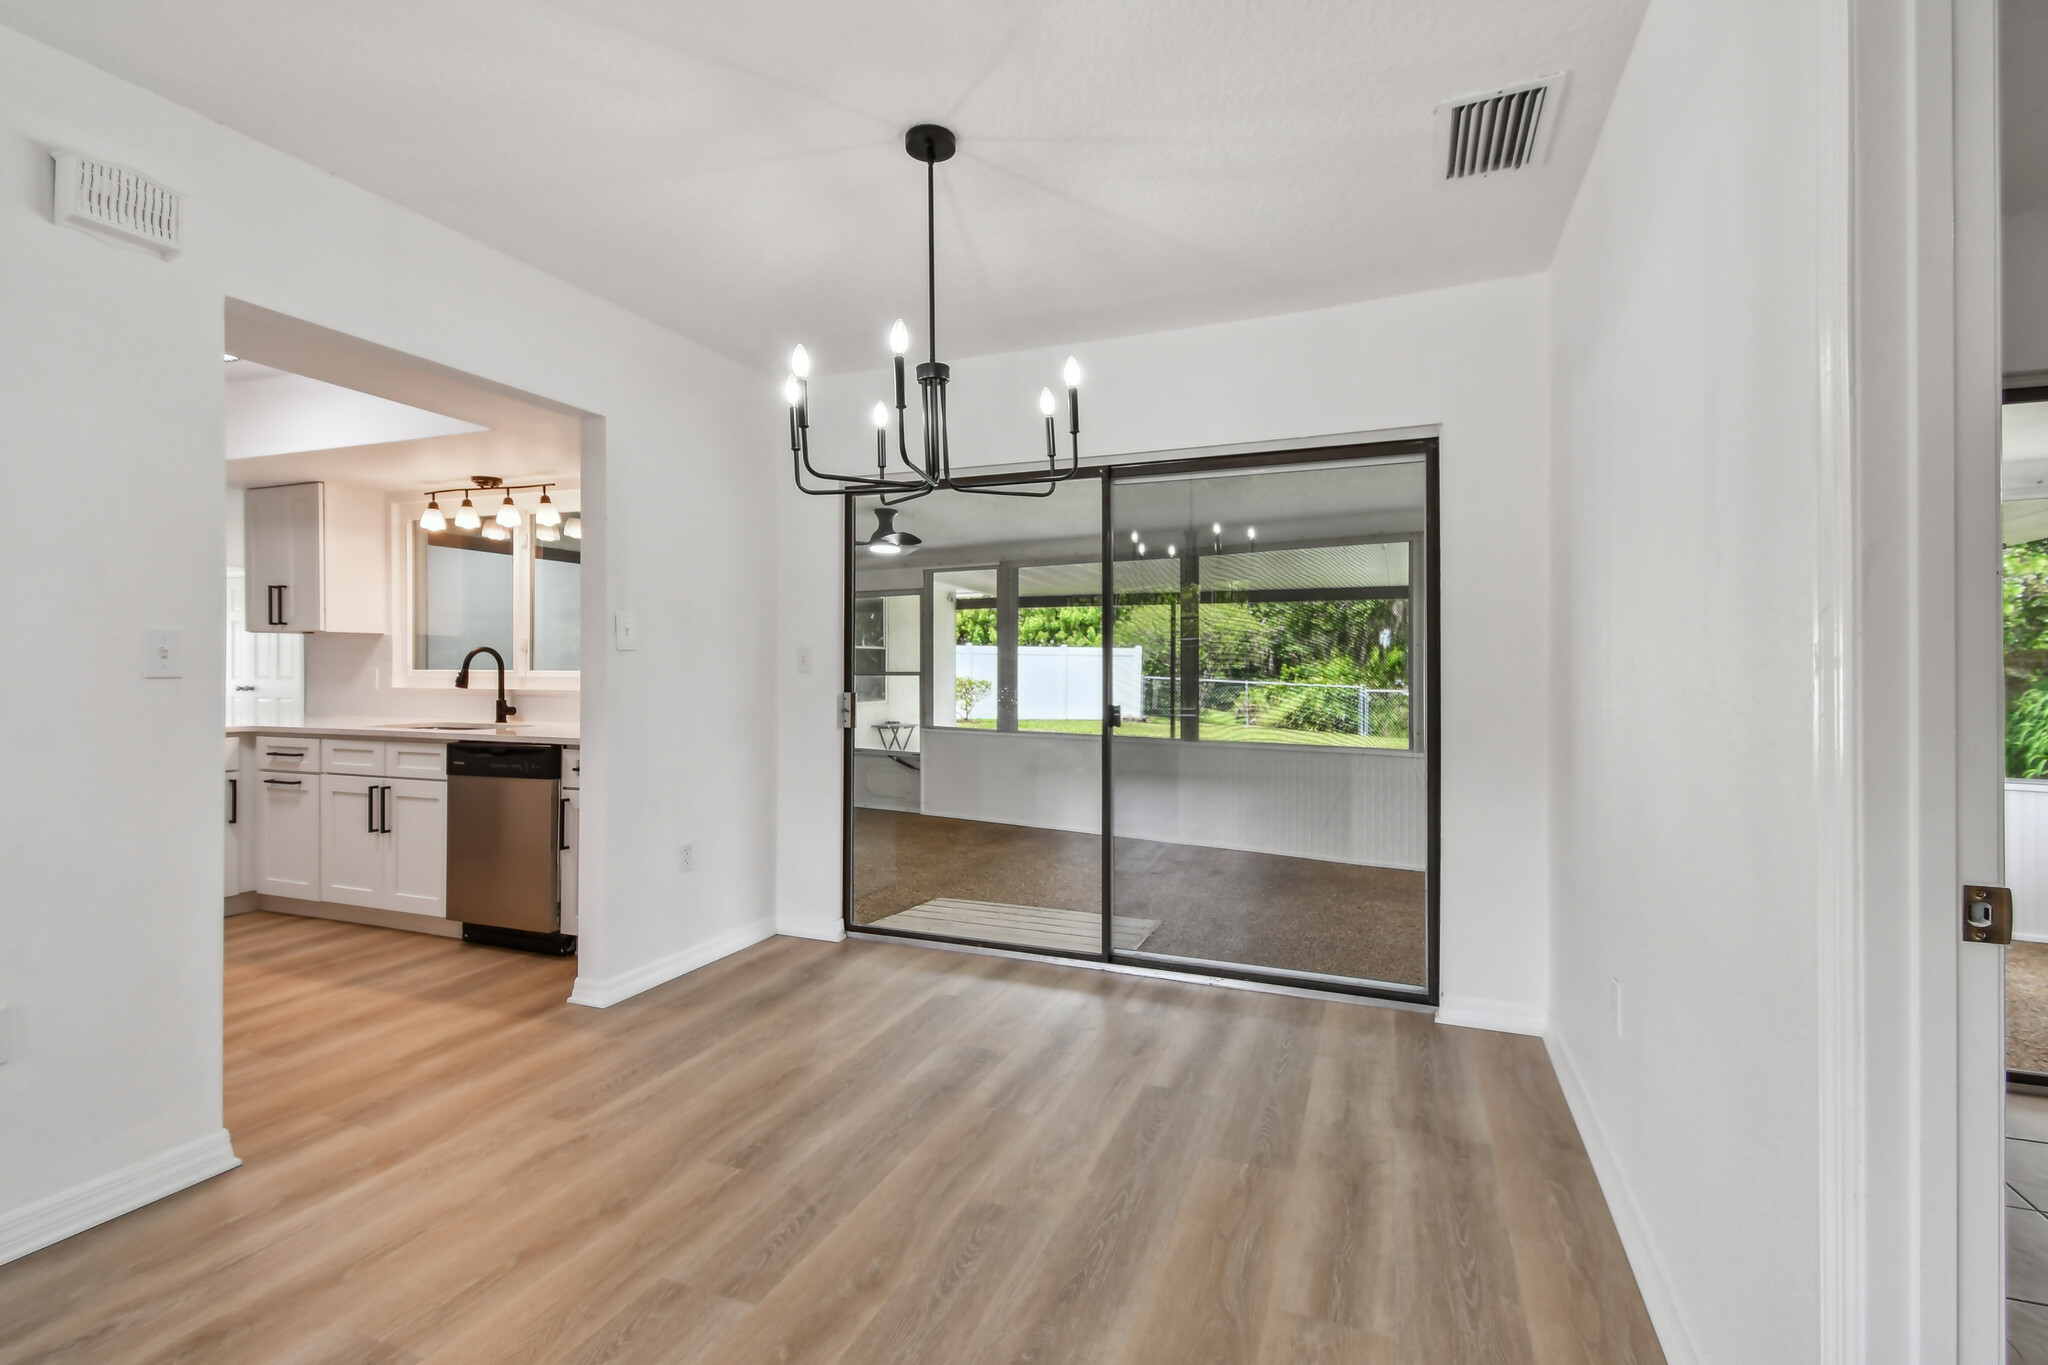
[1107,455,1431,993]
[847,478,1108,957]
[845,443,1436,1000]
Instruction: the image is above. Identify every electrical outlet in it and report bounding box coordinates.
[1610,977,1623,1038]
[680,843,695,873]
[797,645,812,674]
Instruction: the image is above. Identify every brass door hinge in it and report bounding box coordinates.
[1963,885,2013,945]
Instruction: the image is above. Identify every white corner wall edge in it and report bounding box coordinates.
[1433,995,1548,1036]
[568,919,776,1008]
[1543,1029,1705,1365]
[0,1128,239,1267]
[774,914,847,943]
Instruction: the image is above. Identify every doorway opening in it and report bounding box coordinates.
[844,439,1438,1003]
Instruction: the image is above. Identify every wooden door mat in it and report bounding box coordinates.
[868,898,1158,952]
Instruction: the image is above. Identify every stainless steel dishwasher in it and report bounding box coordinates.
[447,742,574,954]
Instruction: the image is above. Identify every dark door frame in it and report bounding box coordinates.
[840,436,1441,1007]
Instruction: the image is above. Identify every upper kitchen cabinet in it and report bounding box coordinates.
[244,482,387,634]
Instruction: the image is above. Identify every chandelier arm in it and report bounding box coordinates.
[895,405,934,483]
[792,428,928,496]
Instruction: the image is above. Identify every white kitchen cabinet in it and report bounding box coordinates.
[257,735,318,774]
[320,775,385,908]
[243,481,387,634]
[320,774,447,917]
[224,774,245,897]
[321,737,385,777]
[254,773,320,897]
[385,779,448,917]
[563,747,580,790]
[558,788,579,934]
[387,741,448,780]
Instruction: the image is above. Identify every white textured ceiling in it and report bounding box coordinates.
[3,0,1647,373]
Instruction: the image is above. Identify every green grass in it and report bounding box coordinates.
[951,714,1410,749]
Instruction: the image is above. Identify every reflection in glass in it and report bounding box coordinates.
[533,540,581,671]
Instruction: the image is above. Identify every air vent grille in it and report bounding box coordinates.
[52,152,182,257]
[1439,78,1560,180]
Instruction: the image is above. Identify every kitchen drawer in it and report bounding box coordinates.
[321,737,386,777]
[257,735,319,774]
[386,740,447,781]
[563,747,580,790]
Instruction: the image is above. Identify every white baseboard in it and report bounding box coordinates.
[0,1128,240,1267]
[1544,1029,1704,1365]
[1433,994,1548,1036]
[568,918,775,1008]
[774,914,847,942]
[2017,931,2048,945]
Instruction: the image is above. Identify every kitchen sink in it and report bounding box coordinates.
[390,721,530,731]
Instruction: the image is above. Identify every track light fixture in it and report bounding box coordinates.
[419,477,571,541]
[783,124,1087,503]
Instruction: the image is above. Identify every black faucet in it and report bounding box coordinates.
[454,646,518,724]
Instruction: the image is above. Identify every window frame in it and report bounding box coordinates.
[389,491,583,694]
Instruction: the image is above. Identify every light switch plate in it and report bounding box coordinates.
[613,611,639,651]
[143,629,182,678]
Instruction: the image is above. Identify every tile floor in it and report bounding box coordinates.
[2011,1090,2048,1359]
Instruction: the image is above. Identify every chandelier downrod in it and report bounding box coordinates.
[782,123,1084,503]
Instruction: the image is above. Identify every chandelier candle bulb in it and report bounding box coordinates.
[790,345,810,379]
[1063,356,1082,436]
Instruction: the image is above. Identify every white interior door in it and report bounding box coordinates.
[226,569,304,727]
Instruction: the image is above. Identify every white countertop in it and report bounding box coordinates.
[227,718,579,745]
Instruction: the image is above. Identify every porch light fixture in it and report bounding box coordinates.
[782,124,1086,502]
[863,507,922,556]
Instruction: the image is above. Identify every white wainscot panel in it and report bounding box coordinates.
[920,728,1426,869]
[2010,781,2048,942]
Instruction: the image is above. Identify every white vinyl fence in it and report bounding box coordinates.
[955,644,1145,721]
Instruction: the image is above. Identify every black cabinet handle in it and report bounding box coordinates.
[560,798,570,851]
[262,778,301,786]
[227,778,237,825]
[381,786,392,834]
[367,782,377,834]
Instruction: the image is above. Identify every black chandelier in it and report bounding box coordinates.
[783,123,1084,509]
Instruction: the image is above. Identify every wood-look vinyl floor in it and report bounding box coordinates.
[0,912,1663,1365]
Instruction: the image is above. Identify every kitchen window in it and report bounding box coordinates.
[398,495,581,688]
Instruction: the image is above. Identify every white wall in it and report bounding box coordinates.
[776,273,1552,1028]
[1547,0,1828,1360]
[0,23,778,1261]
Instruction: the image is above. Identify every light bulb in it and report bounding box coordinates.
[535,492,561,526]
[1212,522,1222,536]
[481,523,509,541]
[420,500,447,533]
[1038,387,1056,417]
[872,401,889,429]
[1063,356,1082,388]
[790,344,811,379]
[869,543,902,556]
[1167,544,1177,558]
[1246,526,1256,541]
[496,494,521,528]
[536,520,561,543]
[889,319,909,355]
[455,497,481,530]
[1137,542,1146,556]
[564,516,582,540]
[783,374,802,406]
